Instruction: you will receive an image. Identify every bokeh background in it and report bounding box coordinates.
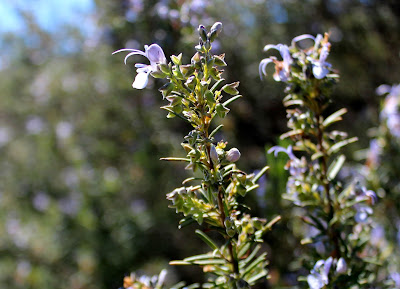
[0,0,399,288]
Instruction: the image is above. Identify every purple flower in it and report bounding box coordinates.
[259,44,292,82]
[113,44,167,89]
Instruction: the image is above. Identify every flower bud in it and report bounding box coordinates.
[198,25,208,42]
[209,22,223,42]
[210,144,219,164]
[226,148,241,162]
[336,258,347,274]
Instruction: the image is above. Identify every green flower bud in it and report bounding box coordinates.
[224,217,234,228]
[198,25,208,42]
[209,22,223,42]
[171,53,182,65]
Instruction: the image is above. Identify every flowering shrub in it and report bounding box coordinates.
[366,84,400,286]
[113,21,398,288]
[114,22,279,289]
[260,33,386,288]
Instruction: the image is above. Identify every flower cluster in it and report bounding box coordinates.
[115,22,279,289]
[260,33,384,287]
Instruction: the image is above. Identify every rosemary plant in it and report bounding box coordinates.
[259,33,384,288]
[114,22,279,289]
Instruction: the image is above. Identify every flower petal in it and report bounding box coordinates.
[312,63,329,79]
[307,274,325,289]
[259,58,274,79]
[132,71,150,89]
[263,44,280,52]
[146,44,166,64]
[291,34,315,47]
[123,50,147,65]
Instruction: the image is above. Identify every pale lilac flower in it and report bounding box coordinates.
[311,42,331,79]
[378,85,400,138]
[307,257,332,289]
[210,144,219,164]
[113,44,167,89]
[268,145,306,176]
[291,33,332,79]
[259,44,292,82]
[336,258,347,274]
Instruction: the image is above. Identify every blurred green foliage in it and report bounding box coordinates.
[0,0,399,288]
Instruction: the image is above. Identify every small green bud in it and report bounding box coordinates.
[171,53,182,65]
[180,65,195,77]
[209,22,223,42]
[226,227,236,237]
[191,52,201,64]
[198,25,208,42]
[224,217,234,228]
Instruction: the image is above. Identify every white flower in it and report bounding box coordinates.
[113,44,167,89]
[226,148,241,162]
[336,258,347,274]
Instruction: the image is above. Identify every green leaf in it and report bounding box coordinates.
[169,260,191,265]
[195,229,219,251]
[170,281,186,289]
[323,108,347,128]
[184,253,221,262]
[223,95,242,107]
[280,129,303,139]
[160,157,190,162]
[253,165,269,183]
[327,137,358,155]
[214,54,227,66]
[327,154,346,180]
[178,218,196,229]
[247,270,268,285]
[211,78,225,93]
[215,103,230,118]
[209,124,224,138]
[151,70,167,78]
[238,243,251,258]
[240,245,261,269]
[242,253,268,277]
[222,82,240,95]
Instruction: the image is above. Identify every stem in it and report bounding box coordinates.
[315,109,341,258]
[217,188,239,275]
